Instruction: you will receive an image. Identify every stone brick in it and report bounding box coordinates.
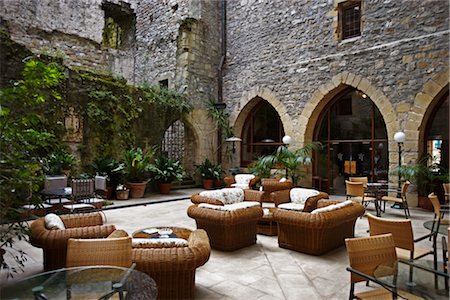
[395,103,410,113]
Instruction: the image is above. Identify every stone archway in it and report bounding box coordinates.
[230,86,294,145]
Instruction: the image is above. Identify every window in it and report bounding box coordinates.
[159,79,169,89]
[162,120,185,162]
[339,1,361,40]
[102,2,135,49]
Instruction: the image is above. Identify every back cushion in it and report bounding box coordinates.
[290,188,320,205]
[234,174,255,186]
[222,188,245,204]
[311,200,352,214]
[199,190,227,204]
[44,213,66,230]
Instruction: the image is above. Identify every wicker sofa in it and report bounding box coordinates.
[29,212,116,271]
[274,199,365,255]
[188,189,263,251]
[132,229,211,299]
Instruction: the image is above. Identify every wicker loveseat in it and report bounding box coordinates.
[132,229,211,299]
[188,188,263,251]
[29,212,116,271]
[274,199,365,255]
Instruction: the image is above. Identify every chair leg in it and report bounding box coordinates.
[433,232,438,289]
[442,236,448,291]
[430,214,437,241]
[349,283,355,300]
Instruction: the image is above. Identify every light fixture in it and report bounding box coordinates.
[394,131,406,199]
[282,135,292,145]
[226,136,242,153]
[361,93,367,99]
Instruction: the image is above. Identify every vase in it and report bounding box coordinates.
[158,182,171,194]
[203,179,214,190]
[127,181,148,198]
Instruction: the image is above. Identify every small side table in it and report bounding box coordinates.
[257,207,278,236]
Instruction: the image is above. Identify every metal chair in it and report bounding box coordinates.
[428,193,449,238]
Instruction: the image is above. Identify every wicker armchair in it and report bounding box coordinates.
[270,189,329,211]
[274,199,365,255]
[188,189,264,251]
[132,229,211,299]
[29,212,116,271]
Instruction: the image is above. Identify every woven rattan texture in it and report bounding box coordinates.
[274,201,365,255]
[29,212,116,271]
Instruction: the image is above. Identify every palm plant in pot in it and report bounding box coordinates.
[151,156,184,194]
[123,147,155,198]
[196,159,222,189]
[91,157,124,199]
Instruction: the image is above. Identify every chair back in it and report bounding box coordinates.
[428,193,441,216]
[443,183,450,202]
[367,213,414,252]
[401,181,410,198]
[349,177,368,188]
[71,179,95,200]
[345,233,397,284]
[346,180,364,198]
[66,237,132,268]
[44,175,67,191]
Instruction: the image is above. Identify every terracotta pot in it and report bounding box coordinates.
[106,186,114,200]
[158,182,171,194]
[418,195,433,211]
[127,181,147,198]
[214,179,224,188]
[203,179,214,190]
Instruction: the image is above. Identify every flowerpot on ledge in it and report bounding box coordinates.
[127,181,148,198]
[116,189,129,200]
[158,182,171,194]
[202,179,214,190]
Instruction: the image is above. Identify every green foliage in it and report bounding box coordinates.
[91,157,125,187]
[394,154,449,196]
[151,156,184,183]
[0,58,65,277]
[206,99,233,138]
[255,142,322,186]
[248,157,273,179]
[42,149,76,175]
[196,159,223,180]
[123,147,155,183]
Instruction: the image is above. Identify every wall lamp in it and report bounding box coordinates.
[226,136,242,153]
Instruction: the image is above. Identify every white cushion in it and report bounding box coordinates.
[279,178,287,182]
[23,203,52,209]
[222,188,244,204]
[45,198,71,205]
[311,200,353,214]
[44,213,66,230]
[63,203,95,210]
[278,203,305,211]
[198,201,260,211]
[199,190,227,204]
[290,188,320,205]
[232,174,255,189]
[132,238,188,248]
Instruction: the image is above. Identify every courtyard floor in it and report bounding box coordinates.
[1,188,448,299]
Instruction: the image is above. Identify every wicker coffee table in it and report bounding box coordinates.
[257,207,278,236]
[132,226,192,240]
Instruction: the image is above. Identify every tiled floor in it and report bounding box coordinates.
[1,190,449,299]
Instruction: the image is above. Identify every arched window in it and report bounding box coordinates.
[241,99,285,166]
[314,88,388,194]
[162,120,185,161]
[425,91,449,172]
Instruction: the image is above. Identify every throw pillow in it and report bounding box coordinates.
[278,202,305,211]
[290,188,320,205]
[132,238,188,248]
[279,178,287,182]
[44,213,65,230]
[222,188,245,204]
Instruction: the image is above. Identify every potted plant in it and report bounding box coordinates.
[43,150,76,176]
[91,157,124,199]
[123,147,155,198]
[196,159,221,189]
[395,154,448,210]
[255,142,322,186]
[115,184,130,200]
[213,164,224,188]
[151,156,184,194]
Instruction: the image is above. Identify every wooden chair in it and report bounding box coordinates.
[381,181,411,219]
[367,213,437,287]
[345,180,377,212]
[428,193,449,238]
[443,183,450,204]
[345,233,423,299]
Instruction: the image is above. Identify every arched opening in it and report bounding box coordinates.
[313,87,388,195]
[423,90,449,172]
[162,120,185,162]
[241,98,285,166]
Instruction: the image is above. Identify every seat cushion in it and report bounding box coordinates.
[198,201,260,211]
[290,188,320,204]
[278,203,305,211]
[311,200,352,214]
[44,213,66,230]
